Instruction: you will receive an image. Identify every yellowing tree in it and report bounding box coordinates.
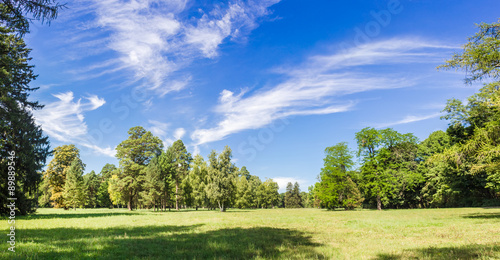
[43,145,83,208]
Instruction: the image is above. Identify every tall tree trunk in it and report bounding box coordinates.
[376,194,382,210]
[128,197,132,211]
[175,180,179,211]
[163,191,167,211]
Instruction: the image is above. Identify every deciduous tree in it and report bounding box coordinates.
[115,126,163,210]
[206,146,236,212]
[43,145,82,208]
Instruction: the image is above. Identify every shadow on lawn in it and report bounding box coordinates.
[23,209,254,219]
[461,212,500,219]
[20,211,142,220]
[376,243,500,260]
[18,225,324,259]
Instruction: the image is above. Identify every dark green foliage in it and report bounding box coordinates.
[0,19,50,215]
[239,166,251,180]
[140,156,164,210]
[96,164,115,208]
[355,128,422,210]
[63,159,85,210]
[37,176,51,207]
[115,126,163,210]
[0,0,64,34]
[83,170,99,208]
[285,182,302,208]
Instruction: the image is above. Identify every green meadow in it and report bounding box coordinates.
[1,207,500,259]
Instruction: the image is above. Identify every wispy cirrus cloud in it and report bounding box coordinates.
[191,38,454,145]
[33,91,116,157]
[67,0,280,96]
[372,113,442,128]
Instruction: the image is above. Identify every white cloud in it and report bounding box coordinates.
[285,38,455,76]
[174,128,186,140]
[146,121,188,147]
[272,177,310,193]
[148,120,170,138]
[33,91,115,157]
[373,113,442,128]
[185,0,280,58]
[71,0,280,96]
[86,95,106,110]
[191,38,452,145]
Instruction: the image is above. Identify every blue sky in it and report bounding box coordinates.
[28,0,499,192]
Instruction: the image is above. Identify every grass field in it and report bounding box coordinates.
[1,207,500,259]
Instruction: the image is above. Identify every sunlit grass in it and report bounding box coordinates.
[1,207,499,259]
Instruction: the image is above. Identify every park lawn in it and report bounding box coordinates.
[1,207,499,259]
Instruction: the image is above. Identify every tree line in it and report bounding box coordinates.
[38,127,316,211]
[312,20,500,210]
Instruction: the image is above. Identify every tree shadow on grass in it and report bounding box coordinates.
[461,212,500,219]
[19,211,142,220]
[376,243,500,260]
[148,209,253,213]
[12,225,324,259]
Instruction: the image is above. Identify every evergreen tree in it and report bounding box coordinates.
[140,156,164,211]
[37,176,51,207]
[0,0,64,34]
[284,182,293,208]
[166,140,192,210]
[292,182,303,208]
[96,164,115,208]
[284,182,302,208]
[0,22,50,215]
[63,159,85,210]
[83,170,99,208]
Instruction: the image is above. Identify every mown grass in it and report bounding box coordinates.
[1,207,500,259]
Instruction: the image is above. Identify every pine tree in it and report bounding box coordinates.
[284,182,294,208]
[0,22,50,215]
[292,182,303,208]
[84,170,99,208]
[96,164,115,208]
[141,156,164,211]
[63,159,85,210]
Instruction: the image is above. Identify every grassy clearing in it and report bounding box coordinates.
[1,207,499,259]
